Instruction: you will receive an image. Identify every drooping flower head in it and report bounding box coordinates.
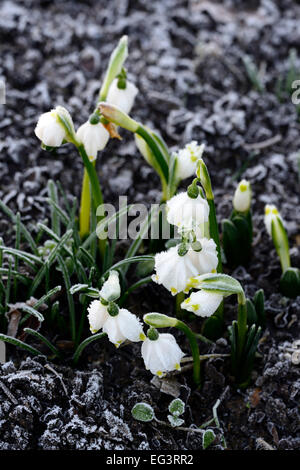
[174,141,205,181]
[181,290,223,317]
[76,119,110,162]
[141,328,184,377]
[35,106,74,147]
[106,78,138,115]
[152,238,218,296]
[103,306,145,348]
[166,191,209,238]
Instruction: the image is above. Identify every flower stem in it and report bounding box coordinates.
[175,320,201,386]
[79,167,92,239]
[77,144,106,258]
[175,292,185,319]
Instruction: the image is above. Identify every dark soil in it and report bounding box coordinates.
[0,0,299,450]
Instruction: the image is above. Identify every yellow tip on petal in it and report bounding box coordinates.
[115,341,123,348]
[175,363,181,371]
[191,304,199,311]
[156,370,164,377]
[171,287,178,295]
[239,183,248,192]
[139,333,146,341]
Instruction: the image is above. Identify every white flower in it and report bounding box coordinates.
[76,121,110,161]
[233,179,251,213]
[189,238,218,275]
[102,308,145,348]
[35,108,67,147]
[152,241,216,296]
[264,204,283,236]
[99,270,121,302]
[141,333,185,377]
[181,290,223,317]
[106,79,138,114]
[166,192,209,238]
[87,300,109,333]
[175,141,205,181]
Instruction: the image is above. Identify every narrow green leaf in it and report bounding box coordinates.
[73,332,106,364]
[24,328,61,358]
[0,333,41,356]
[47,180,61,236]
[102,255,154,279]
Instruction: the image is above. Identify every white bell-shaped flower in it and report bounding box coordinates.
[181,290,223,317]
[106,79,138,114]
[189,238,218,275]
[233,179,251,213]
[103,308,145,348]
[35,108,67,147]
[76,121,110,162]
[264,204,283,236]
[175,141,205,181]
[141,332,185,377]
[152,242,216,296]
[87,300,109,333]
[99,270,121,302]
[166,192,209,238]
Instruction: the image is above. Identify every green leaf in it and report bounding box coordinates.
[24,328,61,358]
[123,206,158,275]
[279,267,300,298]
[0,199,38,255]
[222,218,240,266]
[246,299,257,327]
[202,429,216,449]
[0,333,42,356]
[131,403,155,422]
[0,246,42,270]
[271,217,291,273]
[29,229,73,296]
[193,273,244,297]
[70,284,99,298]
[18,304,44,323]
[102,255,154,279]
[168,398,185,417]
[167,415,184,428]
[57,254,76,342]
[34,285,62,309]
[73,332,106,364]
[47,180,61,236]
[253,289,265,327]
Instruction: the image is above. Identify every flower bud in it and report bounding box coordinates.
[233,179,251,213]
[98,102,139,133]
[264,204,282,236]
[144,313,178,329]
[99,36,128,101]
[99,270,121,302]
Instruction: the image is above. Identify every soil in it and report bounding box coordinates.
[0,0,300,450]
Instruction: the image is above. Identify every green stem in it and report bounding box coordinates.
[207,198,222,273]
[175,292,185,319]
[136,125,169,184]
[79,167,92,239]
[77,144,106,259]
[237,294,247,358]
[175,320,201,386]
